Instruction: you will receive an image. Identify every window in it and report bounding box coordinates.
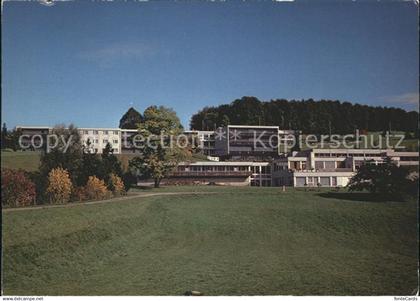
[94,139,99,143]
[325,161,335,169]
[296,177,306,187]
[320,177,330,186]
[113,140,118,144]
[337,161,346,168]
[104,131,108,135]
[84,130,89,134]
[103,139,108,144]
[315,161,324,169]
[114,131,119,135]
[331,177,337,186]
[93,130,99,134]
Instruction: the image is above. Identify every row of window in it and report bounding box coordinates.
[82,139,118,144]
[296,176,338,187]
[89,148,119,153]
[178,166,250,172]
[80,130,119,135]
[314,153,385,158]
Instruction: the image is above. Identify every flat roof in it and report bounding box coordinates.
[179,161,270,166]
[79,127,121,131]
[16,126,52,130]
[227,125,279,129]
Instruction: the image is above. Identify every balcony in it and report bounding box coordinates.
[292,168,353,173]
[170,171,253,178]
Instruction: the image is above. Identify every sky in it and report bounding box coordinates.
[2,0,419,129]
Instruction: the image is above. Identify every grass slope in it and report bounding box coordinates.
[2,187,418,295]
[1,151,41,171]
[0,151,210,172]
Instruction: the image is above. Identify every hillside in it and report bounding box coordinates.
[2,187,417,295]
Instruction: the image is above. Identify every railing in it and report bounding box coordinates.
[292,168,353,172]
[170,171,253,177]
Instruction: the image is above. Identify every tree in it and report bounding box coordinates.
[101,142,123,181]
[347,158,415,197]
[129,106,190,188]
[108,173,125,196]
[40,124,83,185]
[189,97,418,134]
[78,143,105,186]
[119,107,143,129]
[1,123,7,149]
[1,169,36,207]
[46,167,73,204]
[84,176,109,200]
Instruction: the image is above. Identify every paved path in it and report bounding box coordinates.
[2,191,218,212]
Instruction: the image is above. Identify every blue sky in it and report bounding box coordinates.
[2,0,418,129]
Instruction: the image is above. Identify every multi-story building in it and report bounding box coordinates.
[16,126,132,154]
[78,128,121,153]
[214,125,280,160]
[16,126,52,151]
[120,129,142,154]
[14,125,419,188]
[183,130,215,156]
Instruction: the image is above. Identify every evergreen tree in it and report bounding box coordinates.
[119,107,144,129]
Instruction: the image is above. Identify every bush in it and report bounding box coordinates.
[1,168,36,207]
[71,186,88,202]
[46,167,73,204]
[84,176,110,200]
[108,173,125,196]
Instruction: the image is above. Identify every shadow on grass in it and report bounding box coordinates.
[317,192,405,202]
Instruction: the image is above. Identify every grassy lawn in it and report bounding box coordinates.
[2,187,418,295]
[1,151,41,171]
[0,151,210,172]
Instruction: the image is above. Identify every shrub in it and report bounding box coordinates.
[26,171,48,204]
[46,167,73,204]
[84,176,110,200]
[1,168,36,207]
[71,186,88,202]
[108,173,125,196]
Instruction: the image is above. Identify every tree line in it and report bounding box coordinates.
[190,96,419,135]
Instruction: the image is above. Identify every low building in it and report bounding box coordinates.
[163,161,272,186]
[272,148,419,187]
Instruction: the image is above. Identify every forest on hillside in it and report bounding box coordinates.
[190,96,419,135]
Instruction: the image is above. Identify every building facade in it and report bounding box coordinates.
[214,125,280,160]
[272,148,419,187]
[15,125,419,188]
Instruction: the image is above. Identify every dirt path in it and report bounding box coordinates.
[2,191,218,212]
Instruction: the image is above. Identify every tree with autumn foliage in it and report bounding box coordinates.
[108,173,125,196]
[84,176,110,200]
[129,106,190,188]
[46,167,73,204]
[1,169,36,207]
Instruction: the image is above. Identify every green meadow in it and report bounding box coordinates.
[2,186,418,295]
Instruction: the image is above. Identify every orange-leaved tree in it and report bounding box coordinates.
[46,167,73,204]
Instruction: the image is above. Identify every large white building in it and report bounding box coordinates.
[15,125,419,188]
[16,126,139,154]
